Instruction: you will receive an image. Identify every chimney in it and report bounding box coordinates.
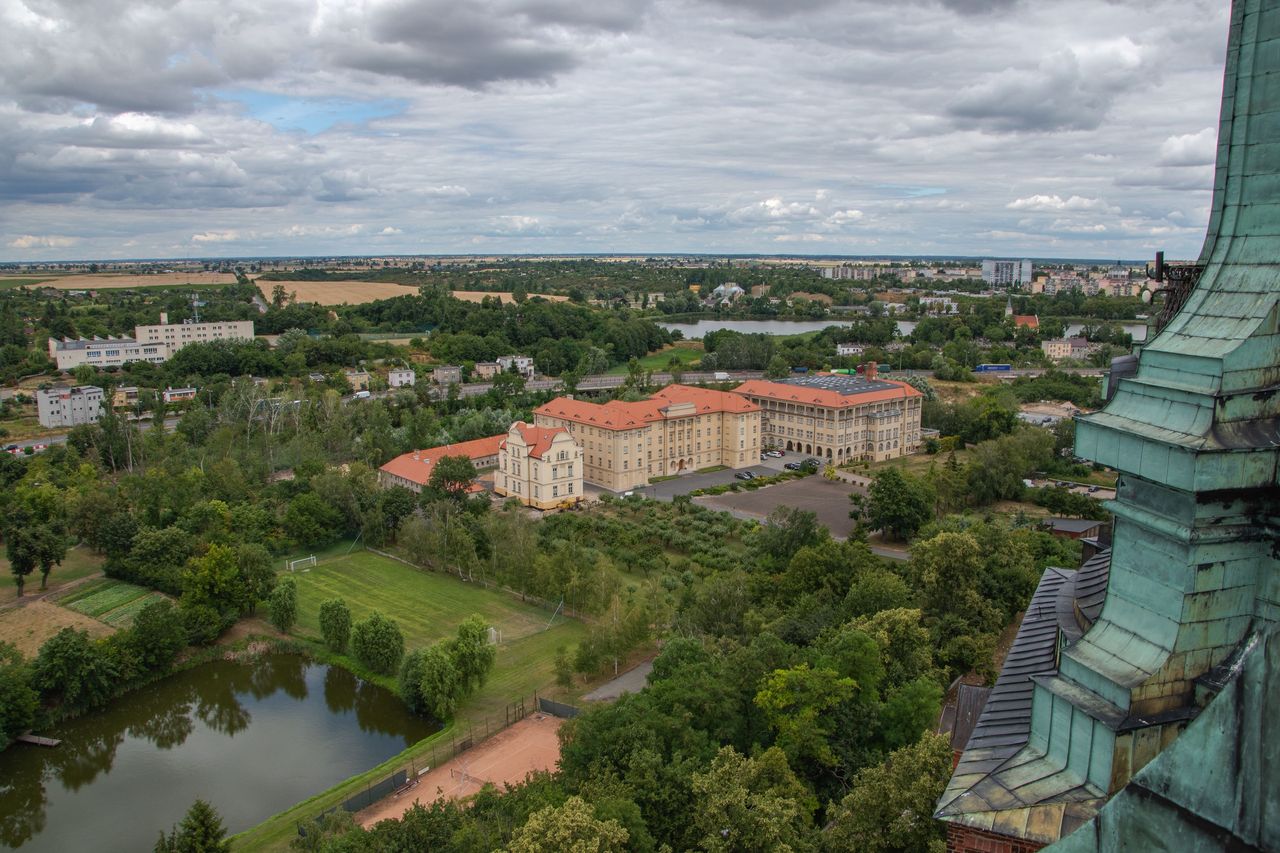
[863,362,877,381]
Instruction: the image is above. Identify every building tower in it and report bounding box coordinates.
[937,1,1280,850]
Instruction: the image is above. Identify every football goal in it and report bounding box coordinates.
[286,555,317,572]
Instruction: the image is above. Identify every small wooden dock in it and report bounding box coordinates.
[16,733,61,747]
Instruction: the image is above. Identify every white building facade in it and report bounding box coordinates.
[36,385,104,428]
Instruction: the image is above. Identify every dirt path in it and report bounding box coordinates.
[357,713,565,827]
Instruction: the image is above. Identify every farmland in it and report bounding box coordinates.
[449,290,569,304]
[0,600,114,658]
[255,280,419,305]
[38,272,239,289]
[58,578,170,627]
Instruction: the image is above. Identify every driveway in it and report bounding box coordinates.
[631,464,778,501]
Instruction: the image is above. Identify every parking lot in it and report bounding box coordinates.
[694,475,864,540]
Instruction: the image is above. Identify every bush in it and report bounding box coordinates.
[351,611,404,675]
[128,600,187,671]
[319,598,351,653]
[268,577,298,633]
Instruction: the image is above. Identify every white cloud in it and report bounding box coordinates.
[1007,194,1119,214]
[1158,127,1216,166]
[192,231,240,243]
[9,234,78,249]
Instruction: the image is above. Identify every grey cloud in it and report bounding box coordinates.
[950,53,1125,132]
[936,0,1018,14]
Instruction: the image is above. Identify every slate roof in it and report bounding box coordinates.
[935,566,1105,844]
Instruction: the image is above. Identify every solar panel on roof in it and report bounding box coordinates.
[778,374,899,395]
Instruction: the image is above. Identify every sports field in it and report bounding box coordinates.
[256,280,419,305]
[288,550,554,650]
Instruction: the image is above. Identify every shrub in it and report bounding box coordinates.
[351,611,404,675]
[319,598,351,653]
[268,577,298,633]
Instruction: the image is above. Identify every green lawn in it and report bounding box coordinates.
[0,278,55,289]
[0,545,104,604]
[605,342,704,375]
[232,549,590,852]
[289,551,553,649]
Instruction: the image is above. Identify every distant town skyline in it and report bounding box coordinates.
[1,0,1229,261]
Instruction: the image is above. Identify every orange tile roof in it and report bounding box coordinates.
[1013,314,1040,329]
[503,422,569,460]
[534,384,758,431]
[732,378,922,409]
[379,434,504,488]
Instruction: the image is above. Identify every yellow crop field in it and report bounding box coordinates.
[42,272,239,289]
[449,290,568,304]
[256,280,420,305]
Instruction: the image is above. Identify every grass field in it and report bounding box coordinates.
[0,600,115,658]
[0,277,55,289]
[256,280,419,305]
[59,578,170,627]
[0,545,104,604]
[289,551,552,649]
[605,341,705,375]
[232,548,589,852]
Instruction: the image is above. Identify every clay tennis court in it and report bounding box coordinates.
[357,713,565,827]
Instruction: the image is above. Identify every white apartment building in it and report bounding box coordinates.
[36,385,104,428]
[388,368,416,388]
[982,259,1034,288]
[49,314,255,370]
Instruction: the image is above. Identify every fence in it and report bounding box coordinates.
[296,694,534,839]
[537,696,580,719]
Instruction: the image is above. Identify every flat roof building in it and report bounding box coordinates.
[36,385,104,428]
[733,371,924,462]
[49,316,255,371]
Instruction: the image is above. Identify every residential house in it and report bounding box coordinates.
[388,368,416,388]
[473,362,501,380]
[495,355,534,378]
[345,370,371,391]
[433,364,463,385]
[162,387,198,404]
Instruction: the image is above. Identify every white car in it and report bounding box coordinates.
[766,450,784,458]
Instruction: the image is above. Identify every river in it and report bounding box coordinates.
[658,318,1148,342]
[0,653,437,852]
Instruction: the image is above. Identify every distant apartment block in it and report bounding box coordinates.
[345,370,371,391]
[1041,337,1092,362]
[982,259,1033,288]
[836,343,865,357]
[919,296,959,314]
[496,355,535,378]
[37,385,104,428]
[822,264,880,280]
[49,314,255,370]
[162,386,198,404]
[534,385,761,492]
[494,422,583,509]
[433,364,463,385]
[388,368,416,388]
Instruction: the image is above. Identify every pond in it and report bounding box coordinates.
[0,653,437,852]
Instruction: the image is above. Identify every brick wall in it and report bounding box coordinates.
[946,824,1047,853]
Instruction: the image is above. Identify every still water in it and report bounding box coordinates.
[0,654,436,852]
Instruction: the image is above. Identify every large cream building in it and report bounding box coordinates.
[49,314,255,370]
[734,371,924,463]
[533,384,761,492]
[494,422,583,509]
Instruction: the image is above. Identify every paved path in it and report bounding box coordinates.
[582,661,654,702]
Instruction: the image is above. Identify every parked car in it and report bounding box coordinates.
[803,458,822,468]
[784,462,802,470]
[734,471,755,480]
[1088,485,1100,493]
[2,444,16,451]
[30,444,47,452]
[766,450,784,458]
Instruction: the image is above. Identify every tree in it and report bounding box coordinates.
[351,611,404,675]
[128,600,187,672]
[754,664,856,768]
[689,746,816,853]
[155,798,231,853]
[181,544,252,629]
[765,354,790,379]
[427,455,478,501]
[505,795,628,853]
[4,522,66,596]
[452,615,497,694]
[268,577,298,633]
[821,734,952,853]
[414,642,462,720]
[319,598,351,653]
[862,468,936,542]
[283,493,343,548]
[31,628,119,713]
[0,642,37,750]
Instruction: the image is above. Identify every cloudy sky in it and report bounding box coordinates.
[1,0,1231,261]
